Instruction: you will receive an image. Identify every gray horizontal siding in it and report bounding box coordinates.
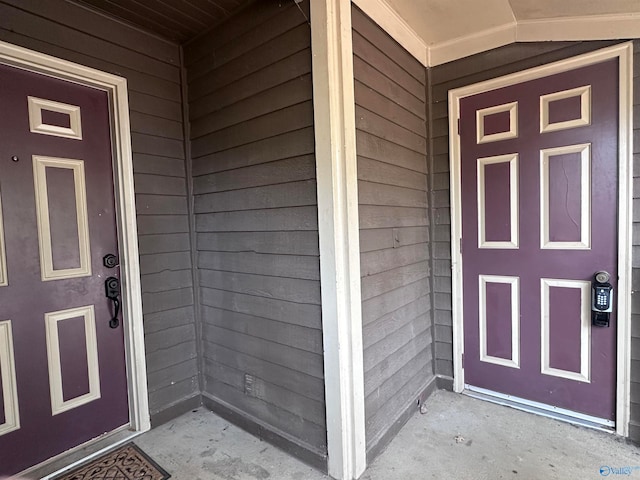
[184,0,326,458]
[352,5,433,455]
[0,0,198,417]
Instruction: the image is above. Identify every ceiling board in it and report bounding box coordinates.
[75,0,249,43]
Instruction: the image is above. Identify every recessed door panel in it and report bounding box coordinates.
[0,191,6,287]
[0,320,19,437]
[33,156,91,280]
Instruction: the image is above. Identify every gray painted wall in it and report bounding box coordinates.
[428,40,640,441]
[0,0,199,421]
[184,0,326,466]
[352,6,434,458]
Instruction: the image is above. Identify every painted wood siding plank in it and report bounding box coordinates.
[352,31,425,101]
[136,195,188,216]
[361,262,430,301]
[133,154,185,178]
[137,216,190,235]
[194,180,317,213]
[145,324,197,355]
[147,359,200,394]
[196,231,319,256]
[355,81,426,137]
[364,318,431,376]
[364,329,432,396]
[189,49,312,121]
[353,57,425,121]
[357,157,427,190]
[188,2,309,81]
[358,181,427,208]
[193,156,316,194]
[202,306,322,354]
[204,343,325,402]
[129,112,184,140]
[191,75,313,138]
[200,288,321,330]
[131,133,185,159]
[192,128,315,176]
[146,341,198,375]
[195,207,318,233]
[359,205,428,229]
[359,227,429,253]
[357,131,427,174]
[362,278,429,327]
[356,106,427,154]
[149,377,199,414]
[188,24,311,102]
[142,288,194,315]
[191,102,314,157]
[184,0,291,65]
[199,270,321,304]
[204,359,325,427]
[143,306,195,335]
[139,252,192,276]
[204,378,327,452]
[134,174,186,196]
[363,296,431,349]
[129,92,182,122]
[365,349,431,415]
[351,6,425,84]
[365,365,432,448]
[142,270,193,293]
[202,326,323,379]
[138,233,191,255]
[361,244,429,277]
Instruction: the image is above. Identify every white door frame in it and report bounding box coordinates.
[448,42,633,436]
[0,40,150,455]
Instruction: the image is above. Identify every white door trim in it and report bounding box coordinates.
[448,42,633,437]
[0,40,150,440]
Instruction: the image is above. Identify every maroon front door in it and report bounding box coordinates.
[460,59,618,422]
[0,63,129,475]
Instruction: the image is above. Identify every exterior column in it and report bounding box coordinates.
[310,0,367,478]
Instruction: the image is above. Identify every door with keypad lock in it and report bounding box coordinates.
[0,62,129,475]
[459,58,619,426]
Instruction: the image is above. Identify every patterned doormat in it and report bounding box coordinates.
[54,443,170,480]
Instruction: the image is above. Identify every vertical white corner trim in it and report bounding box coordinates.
[310,0,366,478]
[0,41,150,435]
[449,42,633,436]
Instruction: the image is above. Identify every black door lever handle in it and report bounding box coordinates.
[105,277,121,328]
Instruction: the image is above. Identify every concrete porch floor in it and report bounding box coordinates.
[135,390,640,480]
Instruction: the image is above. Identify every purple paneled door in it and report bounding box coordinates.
[0,64,129,475]
[460,59,618,423]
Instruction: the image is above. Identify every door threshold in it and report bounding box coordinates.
[463,385,615,433]
[19,425,142,479]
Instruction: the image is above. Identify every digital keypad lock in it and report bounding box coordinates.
[592,271,613,327]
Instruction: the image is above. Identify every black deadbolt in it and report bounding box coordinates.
[103,253,119,268]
